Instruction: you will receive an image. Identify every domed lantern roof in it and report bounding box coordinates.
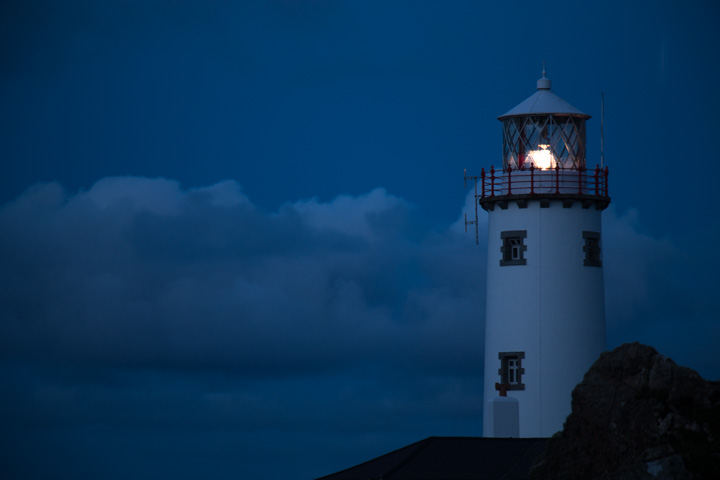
[498,74,591,120]
[498,70,590,171]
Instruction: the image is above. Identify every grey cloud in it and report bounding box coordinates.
[0,179,487,479]
[0,177,484,376]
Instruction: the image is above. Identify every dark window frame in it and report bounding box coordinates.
[500,230,527,266]
[498,351,525,390]
[583,231,602,267]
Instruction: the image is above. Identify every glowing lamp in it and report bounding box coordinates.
[526,144,555,170]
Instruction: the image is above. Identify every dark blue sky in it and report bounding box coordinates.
[1,1,719,479]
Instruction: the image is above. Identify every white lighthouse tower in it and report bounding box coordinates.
[473,70,610,438]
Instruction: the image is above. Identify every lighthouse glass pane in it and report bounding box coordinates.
[502,116,586,171]
[510,240,521,260]
[508,358,519,384]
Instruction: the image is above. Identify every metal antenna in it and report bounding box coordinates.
[464,169,480,245]
[601,92,605,168]
[542,60,546,78]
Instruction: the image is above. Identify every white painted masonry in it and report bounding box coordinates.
[483,200,606,437]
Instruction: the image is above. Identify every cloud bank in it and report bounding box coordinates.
[0,177,486,479]
[0,177,484,373]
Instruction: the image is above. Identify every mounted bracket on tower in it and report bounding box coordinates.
[463,169,480,245]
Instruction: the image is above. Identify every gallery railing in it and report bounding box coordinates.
[479,165,609,199]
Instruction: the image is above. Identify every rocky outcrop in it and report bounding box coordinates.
[530,342,720,480]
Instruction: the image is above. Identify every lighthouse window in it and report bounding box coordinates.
[500,230,527,266]
[583,231,602,267]
[498,352,525,390]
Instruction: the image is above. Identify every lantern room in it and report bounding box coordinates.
[498,71,590,171]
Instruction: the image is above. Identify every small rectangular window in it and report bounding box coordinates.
[498,352,525,390]
[583,231,602,267]
[500,230,527,266]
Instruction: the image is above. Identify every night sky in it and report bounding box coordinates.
[1,1,719,479]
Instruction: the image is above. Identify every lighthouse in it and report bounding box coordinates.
[317,70,611,480]
[474,70,610,438]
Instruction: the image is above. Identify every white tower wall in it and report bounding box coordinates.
[482,199,606,438]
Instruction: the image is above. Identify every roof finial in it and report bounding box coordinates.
[537,61,551,90]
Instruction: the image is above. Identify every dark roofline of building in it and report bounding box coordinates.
[315,436,550,480]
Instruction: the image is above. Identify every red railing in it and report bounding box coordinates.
[480,165,609,199]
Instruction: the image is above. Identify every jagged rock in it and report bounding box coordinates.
[530,342,720,480]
